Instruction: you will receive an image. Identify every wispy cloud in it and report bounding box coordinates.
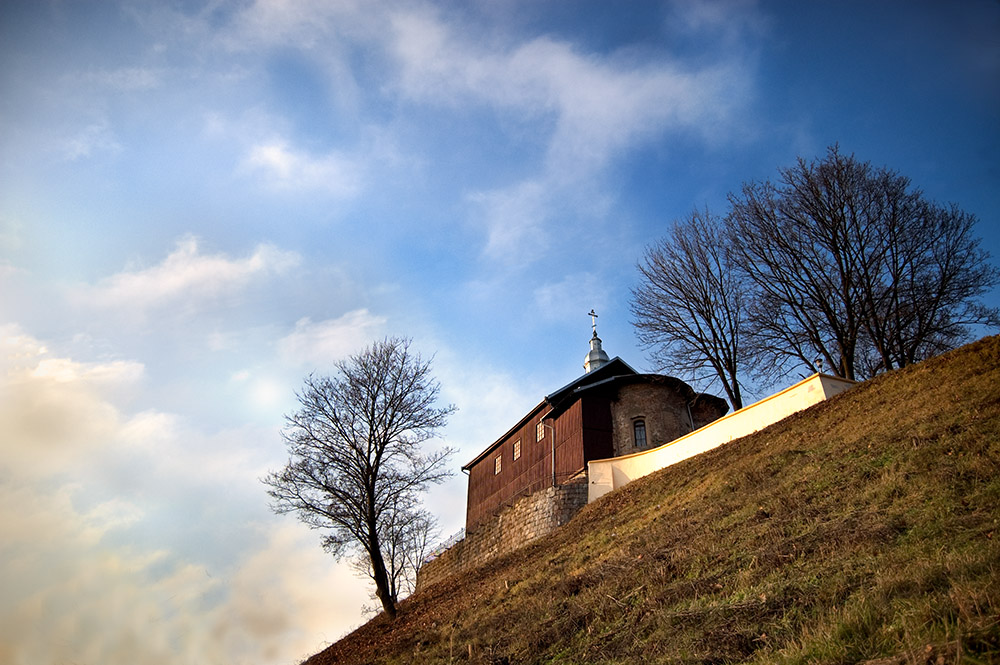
[150,1,755,265]
[217,0,373,51]
[0,215,24,251]
[389,8,753,174]
[385,5,756,263]
[242,140,364,195]
[533,272,609,324]
[467,181,549,260]
[665,0,768,47]
[278,309,387,369]
[84,66,164,91]
[63,118,122,161]
[77,235,301,312]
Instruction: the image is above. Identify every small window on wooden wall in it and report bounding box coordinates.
[513,439,521,461]
[494,454,502,475]
[633,419,647,448]
[536,421,545,441]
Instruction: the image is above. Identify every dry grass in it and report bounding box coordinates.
[303,336,1000,665]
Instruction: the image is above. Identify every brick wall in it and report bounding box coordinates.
[415,477,588,592]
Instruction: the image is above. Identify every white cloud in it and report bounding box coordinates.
[385,6,755,263]
[0,215,24,251]
[211,522,371,660]
[174,1,754,265]
[78,235,300,312]
[243,140,364,195]
[31,357,144,385]
[0,327,373,665]
[0,476,367,665]
[533,272,608,324]
[0,324,48,362]
[389,9,752,174]
[63,118,122,161]
[85,66,164,91]
[278,309,387,368]
[219,0,371,51]
[0,262,18,280]
[468,180,549,260]
[665,0,768,47]
[211,2,754,182]
[0,327,144,477]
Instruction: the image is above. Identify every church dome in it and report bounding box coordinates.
[584,331,610,373]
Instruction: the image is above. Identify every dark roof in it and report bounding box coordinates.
[460,357,729,471]
[546,372,730,420]
[461,358,636,471]
[542,356,637,405]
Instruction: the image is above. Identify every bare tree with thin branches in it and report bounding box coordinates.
[350,494,440,615]
[728,146,998,381]
[631,208,751,410]
[263,337,455,619]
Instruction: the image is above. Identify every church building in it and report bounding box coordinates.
[461,313,729,532]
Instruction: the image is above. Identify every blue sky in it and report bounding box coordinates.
[1,1,998,663]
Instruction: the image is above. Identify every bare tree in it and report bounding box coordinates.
[728,145,998,381]
[631,208,750,409]
[856,191,999,372]
[263,338,455,619]
[351,496,439,615]
[727,147,871,379]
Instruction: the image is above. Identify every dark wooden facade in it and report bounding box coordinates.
[463,360,626,531]
[462,358,731,532]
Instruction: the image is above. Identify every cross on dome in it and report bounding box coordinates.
[584,309,610,373]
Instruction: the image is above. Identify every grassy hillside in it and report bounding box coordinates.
[305,337,1000,665]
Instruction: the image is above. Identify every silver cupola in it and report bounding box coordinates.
[583,309,610,373]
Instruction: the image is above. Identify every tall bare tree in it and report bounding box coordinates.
[631,209,750,409]
[728,145,998,381]
[727,147,871,379]
[855,190,999,372]
[263,338,455,619]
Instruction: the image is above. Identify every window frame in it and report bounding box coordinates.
[633,419,647,448]
[494,454,502,475]
[513,438,521,461]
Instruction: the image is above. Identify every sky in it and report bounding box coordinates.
[1,1,998,663]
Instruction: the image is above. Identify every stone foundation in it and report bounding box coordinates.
[416,476,588,591]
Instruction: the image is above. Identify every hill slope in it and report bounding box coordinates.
[305,337,1000,664]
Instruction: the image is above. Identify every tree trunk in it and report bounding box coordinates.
[367,531,398,619]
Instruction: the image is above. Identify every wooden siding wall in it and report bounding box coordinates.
[465,396,616,531]
[465,407,554,531]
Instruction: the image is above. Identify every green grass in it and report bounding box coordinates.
[304,336,1000,665]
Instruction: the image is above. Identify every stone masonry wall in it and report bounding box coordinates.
[610,383,692,457]
[415,477,588,592]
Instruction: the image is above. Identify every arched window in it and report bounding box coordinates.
[633,419,646,448]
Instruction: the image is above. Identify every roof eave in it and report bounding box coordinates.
[460,399,549,471]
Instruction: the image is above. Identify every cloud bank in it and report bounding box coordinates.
[77,236,301,312]
[0,328,369,665]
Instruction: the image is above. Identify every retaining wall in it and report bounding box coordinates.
[588,373,856,502]
[416,477,588,591]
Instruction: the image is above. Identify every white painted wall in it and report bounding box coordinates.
[587,373,856,502]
